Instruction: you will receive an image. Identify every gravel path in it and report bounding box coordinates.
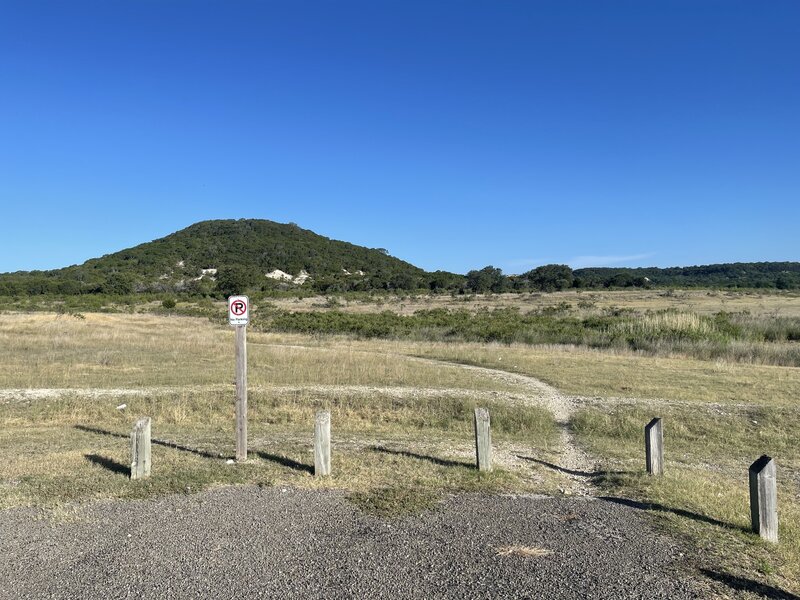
[0,487,705,600]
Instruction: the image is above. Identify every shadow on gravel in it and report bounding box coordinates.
[85,454,129,477]
[701,569,800,600]
[599,497,747,532]
[517,455,626,479]
[371,446,473,469]
[75,425,230,460]
[255,451,314,474]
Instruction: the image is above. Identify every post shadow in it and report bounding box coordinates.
[255,451,314,474]
[149,439,226,460]
[701,569,800,600]
[371,446,472,469]
[516,455,626,479]
[84,454,129,477]
[75,424,127,439]
[599,496,747,532]
[75,424,230,460]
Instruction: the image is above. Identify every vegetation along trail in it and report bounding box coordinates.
[252,339,599,493]
[405,354,598,495]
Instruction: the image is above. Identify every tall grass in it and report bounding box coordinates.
[610,312,718,341]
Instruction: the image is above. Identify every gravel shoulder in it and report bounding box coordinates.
[0,486,706,600]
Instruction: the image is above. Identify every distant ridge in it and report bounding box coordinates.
[573,262,800,290]
[0,218,797,295]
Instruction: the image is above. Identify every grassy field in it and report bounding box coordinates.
[264,288,800,318]
[0,312,527,390]
[255,290,800,366]
[405,341,800,406]
[2,293,800,597]
[0,312,559,515]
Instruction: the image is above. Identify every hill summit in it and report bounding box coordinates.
[0,219,441,295]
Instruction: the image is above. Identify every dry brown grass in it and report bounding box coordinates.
[266,289,800,317]
[398,341,800,406]
[0,313,523,392]
[0,313,560,510]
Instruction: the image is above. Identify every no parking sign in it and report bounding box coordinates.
[228,295,249,326]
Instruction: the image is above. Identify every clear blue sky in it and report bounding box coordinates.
[1,1,798,275]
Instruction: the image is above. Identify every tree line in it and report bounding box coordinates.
[2,261,798,298]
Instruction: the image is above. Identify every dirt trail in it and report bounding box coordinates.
[405,355,598,495]
[0,344,601,493]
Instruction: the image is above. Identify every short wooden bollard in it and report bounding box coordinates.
[130,417,151,480]
[474,407,492,472]
[749,455,778,543]
[314,411,331,477]
[645,417,663,476]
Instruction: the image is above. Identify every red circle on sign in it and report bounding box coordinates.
[231,300,247,316]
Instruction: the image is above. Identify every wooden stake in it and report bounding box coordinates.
[314,411,331,477]
[474,407,492,472]
[645,417,663,476]
[130,417,151,480]
[749,455,778,543]
[235,325,248,461]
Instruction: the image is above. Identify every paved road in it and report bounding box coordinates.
[1,487,705,599]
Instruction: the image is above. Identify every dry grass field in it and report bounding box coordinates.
[269,288,800,317]
[2,291,800,597]
[0,312,560,516]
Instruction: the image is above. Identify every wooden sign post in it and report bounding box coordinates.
[229,296,249,462]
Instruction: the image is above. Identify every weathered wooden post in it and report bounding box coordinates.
[130,417,151,480]
[314,411,331,477]
[229,296,249,462]
[749,455,778,543]
[645,417,663,476]
[474,407,492,472]
[235,324,248,461]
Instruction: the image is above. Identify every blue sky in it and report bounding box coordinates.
[1,1,798,275]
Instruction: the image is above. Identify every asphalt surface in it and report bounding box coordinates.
[0,487,704,599]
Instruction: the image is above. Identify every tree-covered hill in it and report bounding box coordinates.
[0,219,437,295]
[0,218,797,297]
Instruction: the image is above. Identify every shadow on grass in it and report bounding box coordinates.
[599,496,748,532]
[255,451,313,474]
[84,454,129,477]
[75,424,127,439]
[516,455,626,479]
[371,446,473,469]
[74,425,230,460]
[701,569,800,600]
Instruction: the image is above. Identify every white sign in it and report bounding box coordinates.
[228,295,249,326]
